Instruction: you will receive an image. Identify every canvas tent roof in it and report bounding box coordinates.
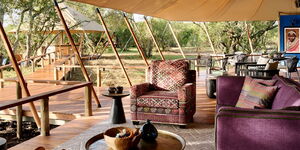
[55,3,104,33]
[71,0,300,22]
[10,3,104,33]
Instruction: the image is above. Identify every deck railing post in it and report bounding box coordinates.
[41,57,44,68]
[62,65,66,81]
[48,53,51,65]
[54,67,58,85]
[0,69,3,88]
[97,67,101,87]
[53,53,56,63]
[16,82,22,139]
[32,59,35,72]
[85,84,92,117]
[40,97,50,136]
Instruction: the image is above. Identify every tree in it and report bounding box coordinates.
[205,21,277,54]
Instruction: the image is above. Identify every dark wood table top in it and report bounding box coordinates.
[102,92,130,98]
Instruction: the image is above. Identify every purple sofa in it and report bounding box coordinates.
[216,75,300,150]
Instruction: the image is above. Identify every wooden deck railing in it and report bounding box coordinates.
[0,81,93,137]
[54,65,147,87]
[0,52,57,88]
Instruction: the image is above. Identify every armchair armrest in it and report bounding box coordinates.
[178,83,194,102]
[130,83,150,99]
[216,107,300,150]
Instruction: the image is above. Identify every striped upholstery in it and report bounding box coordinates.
[236,76,278,108]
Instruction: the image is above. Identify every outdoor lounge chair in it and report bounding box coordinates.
[130,59,196,127]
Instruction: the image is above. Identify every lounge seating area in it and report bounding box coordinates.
[1,0,300,150]
[216,75,300,150]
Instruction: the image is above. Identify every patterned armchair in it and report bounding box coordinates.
[130,60,196,127]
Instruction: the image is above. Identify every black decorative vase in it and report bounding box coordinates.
[140,120,158,141]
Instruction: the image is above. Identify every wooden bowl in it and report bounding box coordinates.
[104,127,141,150]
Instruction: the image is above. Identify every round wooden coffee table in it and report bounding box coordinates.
[85,130,186,150]
[102,92,130,124]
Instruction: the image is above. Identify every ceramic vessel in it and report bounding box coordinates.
[108,87,116,94]
[140,120,158,141]
[116,86,123,94]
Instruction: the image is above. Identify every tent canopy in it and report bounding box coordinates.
[10,3,104,33]
[55,3,104,33]
[71,0,300,22]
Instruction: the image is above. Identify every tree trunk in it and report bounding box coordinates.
[25,9,33,65]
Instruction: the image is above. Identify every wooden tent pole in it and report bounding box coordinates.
[96,8,132,86]
[123,13,149,66]
[0,22,41,128]
[53,0,101,107]
[168,22,186,58]
[201,22,216,54]
[144,16,165,60]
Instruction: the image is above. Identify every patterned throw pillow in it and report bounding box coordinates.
[150,60,188,91]
[236,76,278,108]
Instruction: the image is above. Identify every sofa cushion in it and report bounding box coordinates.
[236,76,277,108]
[149,60,188,91]
[136,91,178,109]
[272,75,300,109]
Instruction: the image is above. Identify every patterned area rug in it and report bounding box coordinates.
[54,120,215,150]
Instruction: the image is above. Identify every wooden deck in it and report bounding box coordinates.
[0,60,216,149]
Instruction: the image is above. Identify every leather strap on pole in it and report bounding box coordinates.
[0,22,41,128]
[96,8,132,86]
[53,0,101,107]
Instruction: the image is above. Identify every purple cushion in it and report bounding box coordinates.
[136,91,178,109]
[272,75,300,109]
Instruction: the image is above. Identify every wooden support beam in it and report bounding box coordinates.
[53,0,101,107]
[123,13,149,66]
[0,21,41,128]
[16,82,22,139]
[144,16,165,60]
[85,85,92,117]
[40,97,50,136]
[201,22,216,54]
[244,21,254,54]
[168,22,186,58]
[96,8,132,86]
[0,69,3,88]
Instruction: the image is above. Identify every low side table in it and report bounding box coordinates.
[102,92,130,124]
[206,75,217,98]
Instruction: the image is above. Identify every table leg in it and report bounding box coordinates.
[110,97,126,124]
